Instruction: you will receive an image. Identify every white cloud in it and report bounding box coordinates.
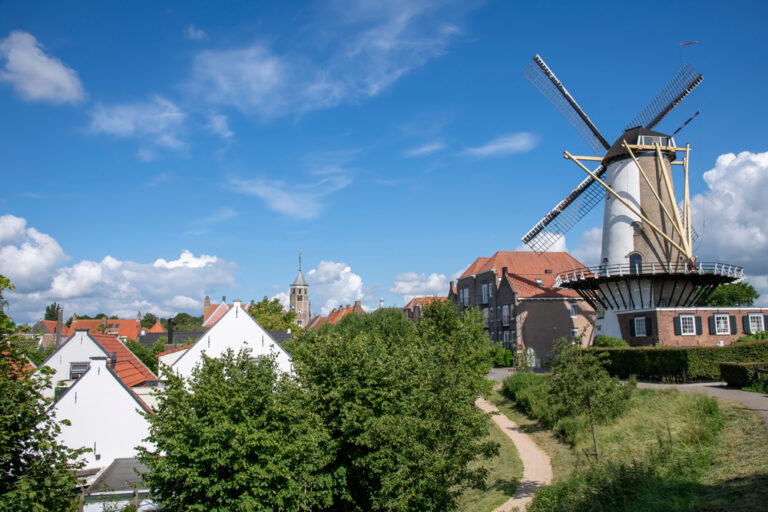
[0,30,84,104]
[690,151,768,304]
[571,227,602,266]
[272,291,289,309]
[0,214,67,292]
[465,132,539,157]
[90,96,186,156]
[405,141,445,157]
[0,216,238,323]
[306,261,364,315]
[390,271,449,304]
[207,113,233,138]
[231,167,351,220]
[186,2,469,116]
[185,25,208,40]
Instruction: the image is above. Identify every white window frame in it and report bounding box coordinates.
[570,302,578,318]
[749,313,764,334]
[70,362,90,380]
[482,283,488,304]
[680,314,696,336]
[714,314,730,335]
[634,317,647,337]
[570,327,579,341]
[489,306,495,322]
[503,330,510,346]
[483,308,489,327]
[502,305,510,326]
[488,282,493,298]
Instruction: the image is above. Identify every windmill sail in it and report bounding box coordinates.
[624,63,703,131]
[523,55,610,155]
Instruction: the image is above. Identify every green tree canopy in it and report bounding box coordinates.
[292,301,497,511]
[248,297,297,331]
[703,281,759,307]
[44,302,61,321]
[139,349,334,512]
[0,276,85,510]
[141,312,158,329]
[164,312,204,332]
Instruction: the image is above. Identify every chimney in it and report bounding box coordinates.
[137,312,141,321]
[167,318,174,347]
[502,267,509,278]
[56,307,63,348]
[354,300,361,310]
[204,295,211,309]
[222,295,226,304]
[110,352,117,369]
[233,299,241,309]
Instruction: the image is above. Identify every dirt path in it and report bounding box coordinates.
[475,397,552,512]
[638,382,768,432]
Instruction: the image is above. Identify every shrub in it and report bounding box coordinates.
[592,335,628,348]
[491,345,513,367]
[593,340,768,382]
[501,372,552,423]
[719,362,768,388]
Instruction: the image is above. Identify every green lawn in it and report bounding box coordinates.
[458,417,523,512]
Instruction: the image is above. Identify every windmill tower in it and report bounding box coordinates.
[290,253,310,328]
[521,55,743,340]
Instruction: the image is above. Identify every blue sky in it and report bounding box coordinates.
[2,0,768,322]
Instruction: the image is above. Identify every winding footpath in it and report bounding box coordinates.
[475,396,552,512]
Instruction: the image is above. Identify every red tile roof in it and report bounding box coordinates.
[147,320,165,333]
[309,302,366,328]
[89,333,156,388]
[461,251,585,299]
[203,303,230,327]
[69,318,141,340]
[404,296,447,310]
[156,342,194,358]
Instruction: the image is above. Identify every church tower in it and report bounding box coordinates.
[290,253,310,328]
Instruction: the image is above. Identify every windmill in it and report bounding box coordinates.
[520,55,742,340]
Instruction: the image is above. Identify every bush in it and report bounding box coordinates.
[592,340,768,382]
[491,345,513,367]
[592,335,628,347]
[719,362,768,388]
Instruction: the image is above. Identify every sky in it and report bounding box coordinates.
[1,0,768,323]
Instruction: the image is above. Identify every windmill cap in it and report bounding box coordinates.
[602,127,677,165]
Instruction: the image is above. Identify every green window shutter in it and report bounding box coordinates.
[673,316,681,335]
[629,318,636,336]
[708,315,716,335]
[743,315,751,334]
[695,316,703,335]
[730,315,737,335]
[645,317,652,336]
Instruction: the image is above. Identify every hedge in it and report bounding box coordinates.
[719,362,768,388]
[592,335,629,348]
[590,340,768,382]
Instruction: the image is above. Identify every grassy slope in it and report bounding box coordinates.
[458,418,523,512]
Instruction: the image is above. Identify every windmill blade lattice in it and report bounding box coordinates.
[523,56,610,155]
[522,168,606,253]
[624,63,703,131]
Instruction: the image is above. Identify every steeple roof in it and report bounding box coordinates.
[292,270,307,287]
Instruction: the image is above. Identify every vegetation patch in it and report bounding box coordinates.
[719,361,768,388]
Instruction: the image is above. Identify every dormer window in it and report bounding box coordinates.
[535,278,544,286]
[637,135,674,147]
[70,362,90,380]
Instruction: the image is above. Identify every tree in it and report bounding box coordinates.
[138,349,333,511]
[703,281,759,307]
[44,302,61,321]
[248,297,297,331]
[167,312,203,332]
[0,276,85,511]
[292,302,497,511]
[141,312,158,329]
[547,337,633,464]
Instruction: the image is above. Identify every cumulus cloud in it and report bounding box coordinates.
[405,141,445,157]
[0,30,84,104]
[0,214,67,292]
[186,2,470,116]
[0,216,237,322]
[390,271,449,304]
[272,291,289,309]
[185,25,208,40]
[89,96,186,157]
[465,132,539,157]
[571,227,602,266]
[690,151,768,304]
[307,261,365,315]
[231,167,351,220]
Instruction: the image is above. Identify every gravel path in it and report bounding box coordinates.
[638,382,768,432]
[475,396,552,512]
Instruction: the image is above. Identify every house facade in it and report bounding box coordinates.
[452,251,594,362]
[404,296,447,320]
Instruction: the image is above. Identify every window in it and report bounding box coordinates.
[535,278,543,286]
[497,306,501,323]
[463,288,470,306]
[488,282,493,298]
[490,306,495,322]
[634,317,647,337]
[629,254,642,275]
[714,314,730,335]
[70,362,90,380]
[482,283,488,304]
[749,314,764,334]
[570,302,578,318]
[503,330,510,348]
[680,314,695,336]
[483,308,489,327]
[502,305,510,326]
[570,327,579,342]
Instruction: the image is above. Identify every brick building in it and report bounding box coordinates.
[451,251,594,363]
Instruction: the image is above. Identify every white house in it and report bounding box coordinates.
[170,299,293,379]
[53,357,152,471]
[39,330,156,400]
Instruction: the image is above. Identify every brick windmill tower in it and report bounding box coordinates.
[520,55,743,342]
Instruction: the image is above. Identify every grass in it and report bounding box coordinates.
[458,417,523,512]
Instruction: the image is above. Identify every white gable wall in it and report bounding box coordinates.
[53,358,151,471]
[172,302,292,379]
[39,331,106,399]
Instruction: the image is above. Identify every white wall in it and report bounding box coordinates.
[172,301,292,380]
[53,358,150,471]
[601,157,641,266]
[39,331,106,399]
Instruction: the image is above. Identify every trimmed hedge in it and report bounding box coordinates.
[590,340,768,382]
[719,362,768,387]
[592,335,629,348]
